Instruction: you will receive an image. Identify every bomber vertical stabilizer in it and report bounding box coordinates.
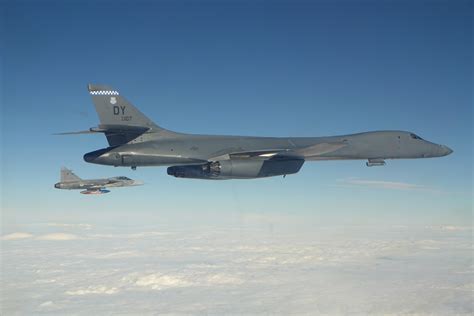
[87,84,178,146]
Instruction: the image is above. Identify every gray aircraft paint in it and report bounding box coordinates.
[71,84,452,180]
[54,167,143,194]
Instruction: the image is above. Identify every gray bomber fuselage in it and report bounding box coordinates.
[84,130,452,167]
[68,84,453,180]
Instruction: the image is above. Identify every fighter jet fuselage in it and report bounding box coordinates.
[54,167,142,194]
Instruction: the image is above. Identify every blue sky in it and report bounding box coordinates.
[1,0,472,229]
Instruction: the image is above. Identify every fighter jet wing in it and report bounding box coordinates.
[86,179,119,189]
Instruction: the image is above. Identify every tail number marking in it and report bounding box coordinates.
[113,106,132,121]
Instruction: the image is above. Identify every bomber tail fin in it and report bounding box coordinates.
[87,84,178,146]
[60,167,82,182]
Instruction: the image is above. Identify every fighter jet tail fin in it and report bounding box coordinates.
[61,167,82,182]
[87,84,179,146]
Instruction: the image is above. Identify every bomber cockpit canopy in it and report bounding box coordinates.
[410,133,423,140]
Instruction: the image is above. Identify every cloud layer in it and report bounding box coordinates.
[337,178,442,193]
[1,223,472,315]
[1,232,33,240]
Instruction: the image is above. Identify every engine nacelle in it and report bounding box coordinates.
[366,158,386,167]
[167,159,304,180]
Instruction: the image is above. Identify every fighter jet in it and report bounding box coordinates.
[54,167,143,194]
[60,84,452,180]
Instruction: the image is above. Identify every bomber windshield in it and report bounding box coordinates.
[410,133,423,140]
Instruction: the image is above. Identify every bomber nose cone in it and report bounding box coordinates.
[440,145,453,156]
[443,145,453,156]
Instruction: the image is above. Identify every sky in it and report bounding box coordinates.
[1,0,472,227]
[0,0,473,314]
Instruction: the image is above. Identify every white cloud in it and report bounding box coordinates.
[427,225,472,231]
[131,273,193,290]
[1,232,33,240]
[119,271,244,292]
[66,285,118,295]
[40,301,54,307]
[416,239,443,250]
[47,223,93,230]
[205,273,243,285]
[88,231,172,239]
[94,250,142,259]
[2,232,82,241]
[38,301,54,307]
[37,300,58,311]
[36,233,79,241]
[337,178,440,192]
[34,279,57,284]
[127,231,173,238]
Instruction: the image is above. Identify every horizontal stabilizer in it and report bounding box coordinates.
[55,125,151,146]
[54,130,101,135]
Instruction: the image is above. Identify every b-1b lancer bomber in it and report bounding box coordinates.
[61,84,452,180]
[54,167,143,194]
